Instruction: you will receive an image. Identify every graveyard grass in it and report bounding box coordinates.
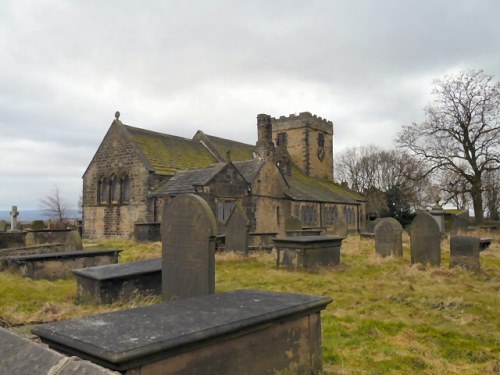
[0,233,499,374]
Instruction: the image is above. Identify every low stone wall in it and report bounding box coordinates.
[0,232,25,249]
[248,232,278,251]
[25,229,83,251]
[0,243,66,258]
[2,250,121,280]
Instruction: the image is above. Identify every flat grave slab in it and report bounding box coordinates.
[32,290,332,374]
[0,327,118,374]
[73,258,162,304]
[1,249,121,279]
[273,235,344,268]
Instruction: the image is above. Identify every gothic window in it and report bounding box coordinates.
[276,132,288,147]
[301,205,316,226]
[317,132,325,147]
[111,175,121,203]
[122,175,130,203]
[317,132,325,161]
[217,200,235,223]
[99,177,110,204]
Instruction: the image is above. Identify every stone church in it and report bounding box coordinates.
[82,112,365,239]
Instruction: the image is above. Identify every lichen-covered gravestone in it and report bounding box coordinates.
[410,212,441,266]
[450,236,482,271]
[161,194,217,301]
[374,218,403,257]
[225,202,249,254]
[0,220,7,232]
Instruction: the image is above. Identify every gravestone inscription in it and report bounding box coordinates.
[374,218,403,257]
[161,194,217,301]
[410,212,441,266]
[225,202,249,254]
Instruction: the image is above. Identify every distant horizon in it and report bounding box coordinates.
[0,209,81,222]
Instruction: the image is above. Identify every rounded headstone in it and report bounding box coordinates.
[409,212,441,266]
[374,218,403,257]
[161,194,217,301]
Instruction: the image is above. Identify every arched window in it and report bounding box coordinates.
[99,177,110,204]
[111,175,121,203]
[122,175,130,203]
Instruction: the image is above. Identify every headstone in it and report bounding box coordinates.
[0,220,7,232]
[450,236,482,271]
[10,205,19,232]
[225,202,249,253]
[374,218,403,257]
[161,194,217,301]
[451,212,470,235]
[410,212,441,266]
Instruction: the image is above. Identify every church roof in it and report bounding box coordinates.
[124,125,219,175]
[284,166,364,204]
[232,159,264,183]
[151,164,227,195]
[193,131,255,162]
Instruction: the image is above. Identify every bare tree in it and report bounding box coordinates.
[335,145,432,220]
[483,168,500,220]
[40,186,68,222]
[397,70,500,223]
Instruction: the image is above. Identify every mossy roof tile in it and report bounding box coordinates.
[203,134,255,162]
[124,125,218,175]
[284,166,364,204]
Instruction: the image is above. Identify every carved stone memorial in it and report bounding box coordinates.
[224,202,249,254]
[374,218,403,257]
[161,194,217,301]
[410,212,441,266]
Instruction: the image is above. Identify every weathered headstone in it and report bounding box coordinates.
[161,194,217,301]
[374,218,403,257]
[450,236,482,271]
[410,212,441,266]
[0,220,7,232]
[451,212,470,235]
[10,205,19,232]
[225,202,249,253]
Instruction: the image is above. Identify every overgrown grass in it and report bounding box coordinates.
[0,233,498,374]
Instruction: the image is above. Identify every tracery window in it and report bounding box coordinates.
[99,177,110,204]
[122,175,131,203]
[111,175,121,203]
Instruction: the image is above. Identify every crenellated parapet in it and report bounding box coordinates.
[271,112,334,135]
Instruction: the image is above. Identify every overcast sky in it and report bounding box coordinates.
[1,0,499,212]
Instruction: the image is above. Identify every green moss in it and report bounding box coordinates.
[128,130,218,175]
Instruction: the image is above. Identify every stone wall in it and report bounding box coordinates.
[272,112,334,180]
[0,232,25,249]
[82,122,152,239]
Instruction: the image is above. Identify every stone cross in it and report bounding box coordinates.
[161,194,217,301]
[10,205,19,232]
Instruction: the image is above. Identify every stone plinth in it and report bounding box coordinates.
[2,249,121,279]
[273,235,344,268]
[73,258,162,304]
[32,290,332,374]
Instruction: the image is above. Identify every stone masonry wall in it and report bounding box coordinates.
[272,112,334,180]
[82,122,151,239]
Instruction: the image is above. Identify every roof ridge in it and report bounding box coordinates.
[123,124,193,142]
